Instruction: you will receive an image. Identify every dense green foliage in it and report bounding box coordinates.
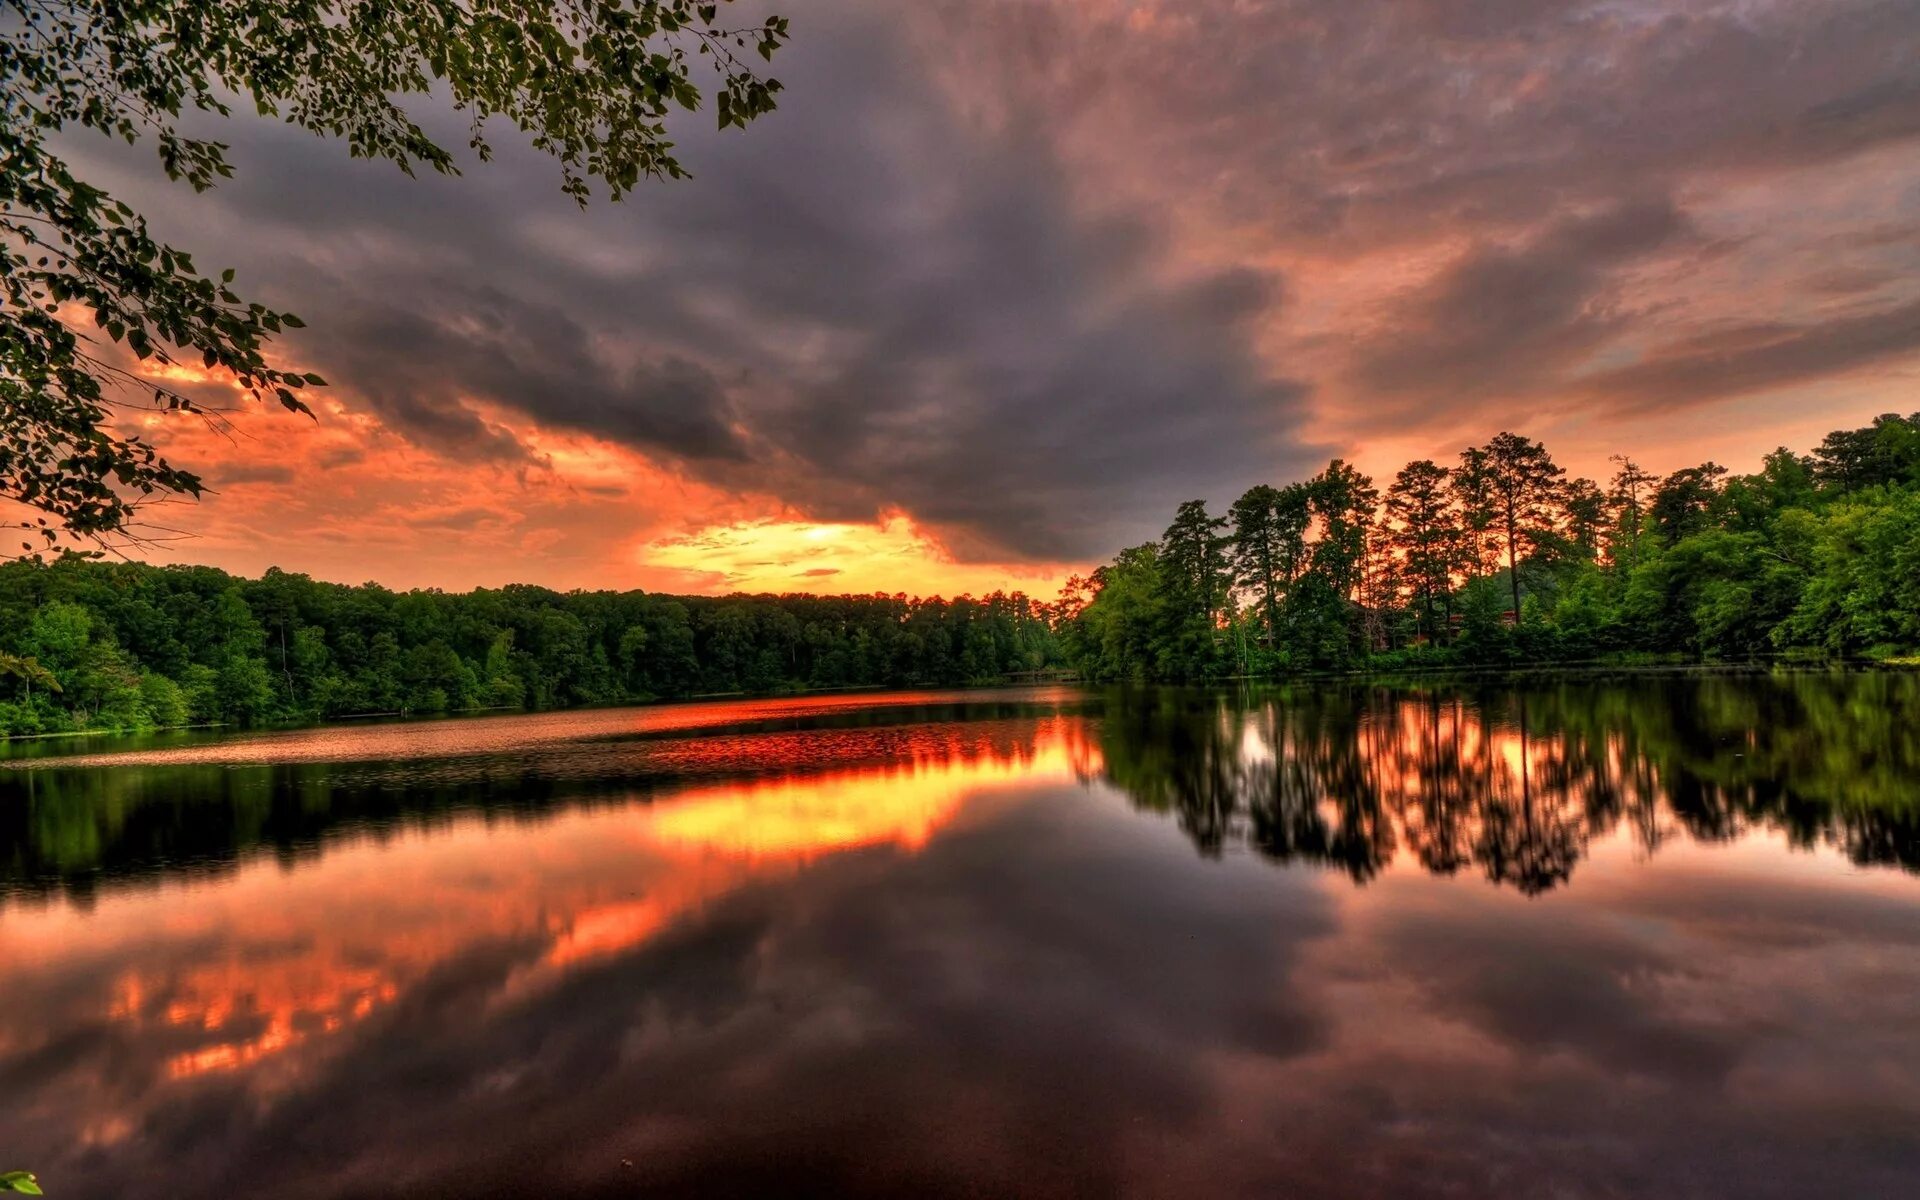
[2,0,787,548]
[0,561,1060,736]
[1062,413,1920,680]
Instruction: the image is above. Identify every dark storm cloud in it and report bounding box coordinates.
[934,0,1920,439]
[1577,296,1920,412]
[73,0,1920,559]
[316,287,750,464]
[1356,199,1698,407]
[82,0,1318,560]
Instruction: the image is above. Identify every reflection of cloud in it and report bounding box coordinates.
[646,736,1078,858]
[5,690,1920,1198]
[0,714,1087,1126]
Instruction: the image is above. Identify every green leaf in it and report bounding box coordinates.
[0,0,789,546]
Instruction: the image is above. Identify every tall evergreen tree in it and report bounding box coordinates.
[1385,460,1456,642]
[1307,461,1378,658]
[1469,432,1566,621]
[1161,500,1232,632]
[1229,485,1286,642]
[1562,478,1608,557]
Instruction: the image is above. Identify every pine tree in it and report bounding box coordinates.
[1469,433,1566,622]
[1385,460,1456,642]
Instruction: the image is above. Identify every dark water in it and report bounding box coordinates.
[3,673,1919,1199]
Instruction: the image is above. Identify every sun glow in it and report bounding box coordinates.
[637,512,1077,597]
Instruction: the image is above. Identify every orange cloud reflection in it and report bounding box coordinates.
[6,719,1091,1105]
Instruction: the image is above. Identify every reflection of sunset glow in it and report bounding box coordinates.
[158,959,400,1080]
[646,739,1078,859]
[536,725,1087,977]
[3,719,1084,1101]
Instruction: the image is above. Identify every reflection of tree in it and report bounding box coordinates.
[1469,695,1586,895]
[1398,695,1474,877]
[6,675,1915,903]
[0,697,1092,904]
[1096,672,1920,894]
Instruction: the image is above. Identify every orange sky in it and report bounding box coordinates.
[34,0,1920,597]
[79,355,1897,598]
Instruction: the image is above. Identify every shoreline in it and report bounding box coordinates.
[2,659,1910,753]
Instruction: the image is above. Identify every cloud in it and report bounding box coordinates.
[313,289,752,466]
[1577,295,1920,412]
[1354,198,1699,408]
[53,0,1920,584]
[209,463,295,487]
[72,0,1321,564]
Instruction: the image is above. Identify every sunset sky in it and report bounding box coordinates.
[62,0,1920,596]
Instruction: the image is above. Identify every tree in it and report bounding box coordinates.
[1606,455,1657,562]
[1450,447,1501,578]
[1811,412,1920,492]
[1072,544,1176,681]
[1651,463,1729,545]
[1228,485,1286,642]
[1467,432,1565,621]
[1607,455,1657,520]
[1724,448,1816,532]
[0,650,58,702]
[1065,411,1920,680]
[1162,500,1230,631]
[1561,478,1607,557]
[2,0,790,550]
[1303,460,1377,658]
[1384,460,1456,642]
[1309,460,1377,600]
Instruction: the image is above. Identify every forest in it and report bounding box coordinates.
[0,568,1060,737]
[1061,412,1920,680]
[0,412,1915,737]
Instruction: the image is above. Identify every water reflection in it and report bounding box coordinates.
[1,702,1096,1197]
[1098,671,1920,893]
[3,675,1919,1199]
[0,689,1096,904]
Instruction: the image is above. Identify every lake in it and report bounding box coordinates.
[3,672,1919,1199]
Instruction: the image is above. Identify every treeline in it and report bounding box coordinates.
[4,413,1915,736]
[0,564,1062,736]
[1062,413,1920,679]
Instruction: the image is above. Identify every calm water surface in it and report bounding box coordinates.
[3,674,1919,1199]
